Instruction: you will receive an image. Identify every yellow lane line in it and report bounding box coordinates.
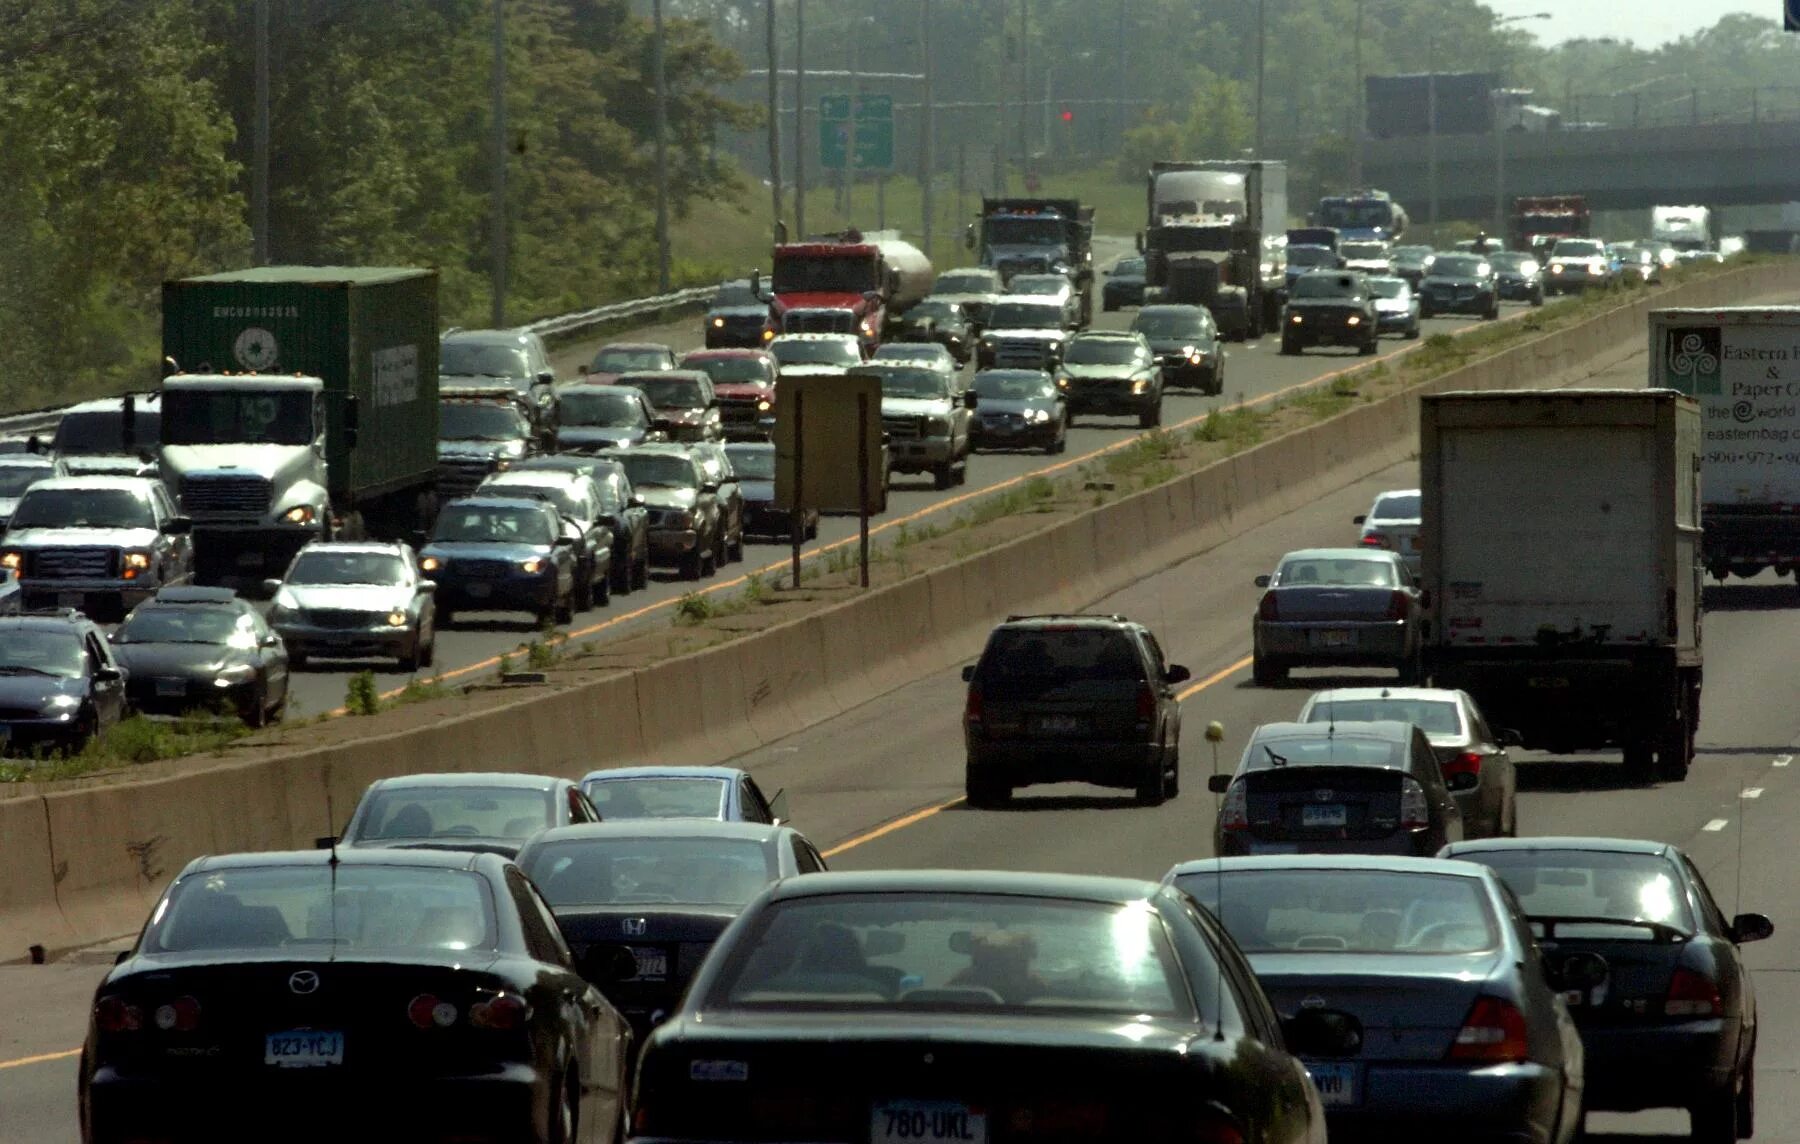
[0,1047,79,1071]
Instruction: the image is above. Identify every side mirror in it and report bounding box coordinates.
[1499,728,1523,748]
[1207,774,1233,794]
[577,364,590,376]
[93,667,123,684]
[962,391,978,410]
[537,371,555,386]
[417,580,437,593]
[750,269,763,298]
[629,494,645,508]
[768,787,790,826]
[1731,913,1775,944]
[1254,574,1271,588]
[963,225,976,250]
[1165,664,1191,684]
[260,578,284,597]
[1135,231,1145,252]
[1282,1008,1364,1058]
[315,835,338,849]
[26,434,42,454]
[961,665,975,682]
[163,516,193,535]
[702,481,720,493]
[114,949,131,966]
[260,634,280,648]
[580,944,641,985]
[343,393,360,432]
[1353,514,1367,524]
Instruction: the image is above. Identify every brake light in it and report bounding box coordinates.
[1219,780,1249,831]
[1193,1114,1245,1144]
[1361,532,1391,548]
[1442,751,1483,783]
[95,996,143,1034]
[151,995,202,1033]
[470,992,531,1030]
[1384,590,1409,620]
[1666,968,1723,1017]
[408,993,459,1029]
[1448,995,1530,1062]
[1399,776,1429,830]
[1258,592,1279,621]
[964,684,984,728]
[1136,682,1157,721]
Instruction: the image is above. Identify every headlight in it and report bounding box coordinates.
[756,398,772,412]
[1181,345,1196,358]
[282,505,316,525]
[420,556,442,572]
[123,551,152,570]
[1290,314,1304,324]
[386,609,409,627]
[761,328,775,342]
[860,319,875,336]
[1188,352,1204,364]
[42,694,81,711]
[1028,408,1050,422]
[1259,261,1274,276]
[1346,315,1361,326]
[1476,263,1491,277]
[1131,379,1149,395]
[1520,260,1539,275]
[1056,376,1070,389]
[520,557,545,574]
[0,551,20,571]
[1550,263,1564,274]
[928,416,952,434]
[979,337,996,349]
[711,317,725,328]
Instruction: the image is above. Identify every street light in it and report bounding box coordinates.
[1492,12,1552,235]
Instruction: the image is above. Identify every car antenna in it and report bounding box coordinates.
[1204,719,1227,1043]
[324,782,341,959]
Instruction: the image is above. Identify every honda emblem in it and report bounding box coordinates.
[621,918,648,937]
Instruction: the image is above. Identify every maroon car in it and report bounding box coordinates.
[680,349,777,441]
[580,341,677,386]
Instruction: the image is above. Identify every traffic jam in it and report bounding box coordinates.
[0,179,1775,1144]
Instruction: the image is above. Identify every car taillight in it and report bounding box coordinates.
[1665,968,1723,1017]
[95,996,143,1034]
[1136,683,1157,720]
[1399,776,1429,830]
[1219,781,1249,831]
[1361,532,1391,549]
[470,992,531,1030]
[1193,1113,1245,1144]
[964,684,984,728]
[1384,590,1409,620]
[1442,751,1483,783]
[1258,592,1279,621]
[1448,995,1530,1063]
[152,995,202,1033]
[408,993,459,1030]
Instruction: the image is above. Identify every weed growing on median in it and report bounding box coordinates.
[345,671,381,716]
[674,592,716,625]
[392,674,449,707]
[497,651,515,677]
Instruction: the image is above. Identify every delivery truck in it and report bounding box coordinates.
[1652,306,1800,581]
[160,266,440,587]
[1421,389,1703,783]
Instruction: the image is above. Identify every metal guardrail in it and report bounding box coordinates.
[0,405,76,440]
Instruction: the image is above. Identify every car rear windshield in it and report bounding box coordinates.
[559,390,648,428]
[973,372,1054,399]
[355,786,553,845]
[1287,246,1337,267]
[431,505,555,545]
[1372,493,1421,519]
[685,357,769,385]
[710,893,1196,1019]
[286,551,407,586]
[115,607,253,647]
[53,410,162,454]
[0,629,85,677]
[724,447,776,481]
[1290,275,1363,300]
[584,776,729,819]
[9,487,154,530]
[1246,735,1402,770]
[1131,310,1204,337]
[523,836,775,908]
[1465,850,1694,937]
[1306,698,1462,735]
[592,347,671,373]
[935,272,999,294]
[147,865,497,954]
[1276,556,1398,587]
[1063,339,1140,365]
[977,628,1146,698]
[440,402,527,441]
[1176,869,1498,955]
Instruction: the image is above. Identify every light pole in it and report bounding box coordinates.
[794,0,806,238]
[490,0,508,326]
[767,0,782,242]
[653,0,671,293]
[1254,0,1267,156]
[920,0,934,256]
[252,0,270,265]
[1492,13,1552,234]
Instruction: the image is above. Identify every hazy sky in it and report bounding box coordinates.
[1482,0,1773,47]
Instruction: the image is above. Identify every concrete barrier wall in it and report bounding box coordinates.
[5,262,1796,959]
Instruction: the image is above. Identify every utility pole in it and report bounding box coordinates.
[1426,26,1438,226]
[996,0,1008,194]
[767,0,783,241]
[794,0,806,237]
[653,0,671,293]
[1018,0,1029,175]
[1115,0,1128,144]
[920,0,934,257]
[490,0,508,327]
[1349,0,1364,186]
[252,0,270,265]
[1254,0,1267,156]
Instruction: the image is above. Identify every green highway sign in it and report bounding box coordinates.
[819,93,894,172]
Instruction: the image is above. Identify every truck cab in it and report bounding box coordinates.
[756,231,930,357]
[967,198,1094,324]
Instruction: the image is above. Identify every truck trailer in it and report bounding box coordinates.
[1421,389,1702,783]
[1141,160,1288,339]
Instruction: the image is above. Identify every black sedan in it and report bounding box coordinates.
[337,771,602,859]
[78,849,632,1143]
[1166,856,1587,1144]
[1101,255,1147,310]
[1442,837,1772,1141]
[477,470,615,612]
[1252,547,1424,684]
[1056,331,1165,428]
[1419,253,1500,320]
[112,586,289,726]
[890,299,974,365]
[1491,252,1546,306]
[724,441,817,541]
[967,369,1067,454]
[628,870,1345,1143]
[552,384,663,453]
[1129,304,1224,389]
[601,446,724,581]
[516,820,826,1038]
[1207,720,1464,858]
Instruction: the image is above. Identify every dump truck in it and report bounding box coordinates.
[1510,194,1590,254]
[753,230,932,356]
[966,197,1095,324]
[160,266,440,586]
[1140,159,1288,339]
[1421,389,1703,783]
[1311,188,1409,242]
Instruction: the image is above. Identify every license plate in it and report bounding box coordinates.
[155,679,187,698]
[1312,629,1353,648]
[1302,804,1348,828]
[56,592,83,609]
[264,1030,345,1069]
[871,1101,988,1143]
[632,948,669,980]
[1033,715,1083,735]
[465,582,492,599]
[1305,1061,1360,1107]
[1528,676,1570,689]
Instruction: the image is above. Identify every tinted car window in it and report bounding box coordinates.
[357,787,554,843]
[1372,493,1421,519]
[989,302,1066,328]
[972,372,1055,399]
[635,377,707,408]
[980,628,1145,682]
[287,552,407,586]
[585,777,728,819]
[441,403,528,440]
[1290,275,1363,300]
[0,629,86,676]
[114,607,254,646]
[712,283,760,307]
[559,391,649,427]
[687,357,770,385]
[724,447,775,481]
[432,505,556,545]
[1469,850,1695,936]
[0,467,50,497]
[1177,869,1498,955]
[1430,255,1488,277]
[1287,246,1337,268]
[611,453,699,490]
[522,837,776,907]
[54,411,163,453]
[1276,556,1398,587]
[442,342,531,379]
[593,348,672,373]
[1305,698,1462,735]
[1063,340,1141,365]
[1131,310,1205,337]
[10,488,154,529]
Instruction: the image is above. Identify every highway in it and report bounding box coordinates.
[7,329,1793,1142]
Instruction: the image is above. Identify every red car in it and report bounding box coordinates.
[680,349,778,441]
[579,341,677,386]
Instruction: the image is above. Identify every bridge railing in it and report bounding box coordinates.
[1561,85,1800,131]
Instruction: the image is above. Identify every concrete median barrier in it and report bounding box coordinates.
[7,260,1800,958]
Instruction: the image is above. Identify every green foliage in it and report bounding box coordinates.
[345,671,381,717]
[674,591,717,625]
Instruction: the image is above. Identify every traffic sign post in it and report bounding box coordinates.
[819,92,894,172]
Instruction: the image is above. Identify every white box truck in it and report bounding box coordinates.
[1421,389,1703,782]
[1651,306,1800,581]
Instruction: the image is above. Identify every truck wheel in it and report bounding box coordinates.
[932,462,954,490]
[964,769,1010,809]
[1135,762,1167,807]
[681,546,704,580]
[1658,720,1693,782]
[728,530,745,564]
[1252,656,1287,687]
[573,568,594,612]
[1622,740,1655,783]
[1279,336,1300,356]
[611,554,631,595]
[1139,403,1161,429]
[553,592,574,625]
[1359,334,1378,356]
[635,552,650,591]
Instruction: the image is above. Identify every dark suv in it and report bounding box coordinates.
[1280,271,1379,356]
[961,614,1190,808]
[0,608,127,755]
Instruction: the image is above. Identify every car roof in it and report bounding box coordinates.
[583,765,745,782]
[0,611,93,633]
[596,341,673,353]
[1168,854,1489,879]
[974,368,1053,379]
[1372,488,1421,499]
[1304,686,1463,705]
[296,541,410,556]
[483,469,584,488]
[147,586,245,606]
[443,328,537,346]
[442,495,555,512]
[1135,304,1206,315]
[603,443,694,459]
[771,332,860,342]
[526,820,783,846]
[723,441,774,453]
[367,771,566,792]
[1070,330,1144,341]
[22,476,158,494]
[762,869,1163,905]
[559,383,648,397]
[680,349,771,361]
[995,612,1137,630]
[620,369,709,382]
[185,848,486,874]
[1278,546,1400,562]
[0,456,57,468]
[1252,719,1416,744]
[994,294,1064,306]
[1443,837,1674,858]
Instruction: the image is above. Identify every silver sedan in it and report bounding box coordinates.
[1252,547,1424,685]
[265,542,437,671]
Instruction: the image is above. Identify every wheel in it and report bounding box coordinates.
[1531,289,1545,307]
[635,552,650,590]
[965,769,1010,808]
[1485,304,1500,320]
[680,546,704,580]
[594,568,610,606]
[1406,322,1421,340]
[1358,335,1378,355]
[714,528,728,570]
[548,1069,578,1144]
[288,648,309,670]
[553,592,574,625]
[398,640,421,673]
[932,462,954,490]
[729,529,745,563]
[1279,336,1300,356]
[242,681,268,728]
[1692,1080,1740,1144]
[1138,403,1162,429]
[1420,305,1436,320]
[1737,1051,1756,1138]
[953,459,968,486]
[418,629,435,668]
[573,565,594,612]
[611,551,632,595]
[806,515,820,540]
[1252,655,1287,687]
[1163,747,1180,797]
[1622,739,1655,783]
[1659,717,1693,782]
[1135,762,1166,807]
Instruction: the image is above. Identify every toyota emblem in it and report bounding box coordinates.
[288,970,321,995]
[621,918,648,937]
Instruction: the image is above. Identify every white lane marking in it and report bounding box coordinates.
[1742,787,1765,799]
[1704,818,1730,831]
[1774,755,1792,767]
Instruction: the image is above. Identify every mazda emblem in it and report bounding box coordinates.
[288,970,321,995]
[1313,790,1335,802]
[621,918,648,937]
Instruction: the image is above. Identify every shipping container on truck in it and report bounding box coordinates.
[1652,306,1800,581]
[160,266,440,587]
[1421,389,1703,783]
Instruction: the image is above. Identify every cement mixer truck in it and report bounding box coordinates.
[751,229,933,357]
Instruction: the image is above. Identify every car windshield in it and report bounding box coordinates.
[1341,242,1388,260]
[440,402,527,441]
[524,836,775,908]
[710,893,1197,1018]
[873,368,947,400]
[935,272,998,294]
[1430,255,1487,277]
[633,377,706,409]
[1131,310,1205,338]
[483,480,582,518]
[972,372,1054,400]
[116,607,255,647]
[356,786,553,844]
[558,391,647,428]
[1306,698,1462,735]
[724,447,775,481]
[989,302,1065,329]
[685,357,769,386]
[53,410,163,454]
[1011,276,1068,296]
[0,629,86,677]
[441,341,530,380]
[906,302,958,323]
[1466,850,1695,937]
[162,389,313,447]
[1245,734,1402,769]
[431,505,555,544]
[873,345,943,364]
[0,467,50,497]
[712,283,760,307]
[771,257,879,293]
[1177,870,1498,955]
[1552,240,1605,258]
[9,487,153,530]
[985,217,1066,246]
[592,347,671,373]
[1277,556,1398,587]
[1287,246,1337,267]
[1064,339,1141,365]
[1492,254,1535,271]
[1372,492,1421,519]
[1316,200,1394,229]
[286,551,407,586]
[611,453,697,490]
[1112,258,1145,277]
[146,865,497,954]
[771,339,860,366]
[1368,279,1409,299]
[584,776,730,819]
[1291,275,1363,300]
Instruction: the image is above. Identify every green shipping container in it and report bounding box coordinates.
[161,266,440,507]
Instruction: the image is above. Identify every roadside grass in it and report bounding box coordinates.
[0,713,252,782]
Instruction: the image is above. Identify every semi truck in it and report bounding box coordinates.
[1510,194,1590,253]
[752,230,932,356]
[966,197,1095,324]
[1650,205,1713,252]
[159,266,441,587]
[1421,389,1703,783]
[1140,159,1288,339]
[1652,306,1800,581]
[1311,188,1409,242]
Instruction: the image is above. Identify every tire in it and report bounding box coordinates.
[953,459,968,486]
[932,462,954,490]
[1279,336,1300,356]
[1737,1051,1756,1138]
[1485,304,1500,321]
[634,552,650,591]
[573,564,594,612]
[1659,715,1693,782]
[611,550,632,595]
[1358,335,1378,356]
[1692,1081,1740,1144]
[1420,305,1436,320]
[1210,362,1225,396]
[418,629,435,668]
[242,681,268,729]
[1252,655,1287,687]
[1139,403,1162,429]
[1622,740,1655,783]
[1530,290,1545,308]
[1135,762,1166,807]
[288,648,309,671]
[1163,746,1181,798]
[594,568,610,607]
[965,769,1010,808]
[1406,322,1421,340]
[680,546,704,581]
[729,529,745,564]
[553,592,574,625]
[398,640,420,673]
